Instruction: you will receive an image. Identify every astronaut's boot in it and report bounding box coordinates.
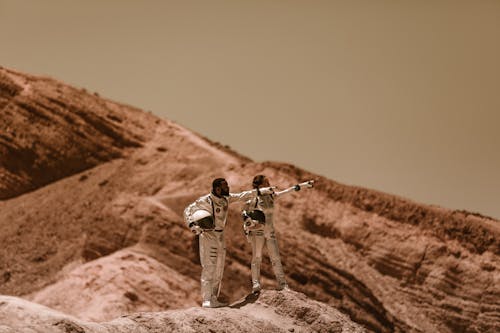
[209,295,228,308]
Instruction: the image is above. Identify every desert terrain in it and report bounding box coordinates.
[0,67,499,332]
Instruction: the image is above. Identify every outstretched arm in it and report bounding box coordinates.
[274,180,314,198]
[228,186,276,203]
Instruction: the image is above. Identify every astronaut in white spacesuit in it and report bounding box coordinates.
[184,177,274,308]
[242,175,314,293]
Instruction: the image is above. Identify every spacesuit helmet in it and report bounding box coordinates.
[192,210,215,230]
[247,209,266,224]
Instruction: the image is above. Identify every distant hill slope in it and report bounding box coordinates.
[0,67,154,200]
[0,67,498,333]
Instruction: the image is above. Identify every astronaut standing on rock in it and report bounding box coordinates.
[242,175,314,293]
[184,178,274,308]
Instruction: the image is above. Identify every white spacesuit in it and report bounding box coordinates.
[242,179,314,293]
[184,178,274,308]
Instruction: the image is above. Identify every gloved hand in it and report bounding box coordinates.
[295,180,314,190]
[303,180,314,188]
[242,211,255,228]
[244,219,256,228]
[190,225,202,235]
[188,222,202,235]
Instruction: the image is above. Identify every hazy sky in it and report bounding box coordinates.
[1,0,499,218]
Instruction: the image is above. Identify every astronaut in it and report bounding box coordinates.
[242,175,314,293]
[184,177,273,308]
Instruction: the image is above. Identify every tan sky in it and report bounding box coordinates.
[1,0,499,218]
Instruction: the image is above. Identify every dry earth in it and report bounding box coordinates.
[0,67,499,332]
[0,289,366,333]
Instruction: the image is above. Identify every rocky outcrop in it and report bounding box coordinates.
[0,290,366,333]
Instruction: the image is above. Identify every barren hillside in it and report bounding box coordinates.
[0,67,499,333]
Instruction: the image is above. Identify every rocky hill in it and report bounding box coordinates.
[0,67,499,333]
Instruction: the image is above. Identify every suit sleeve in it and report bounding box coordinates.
[273,186,297,198]
[228,189,257,204]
